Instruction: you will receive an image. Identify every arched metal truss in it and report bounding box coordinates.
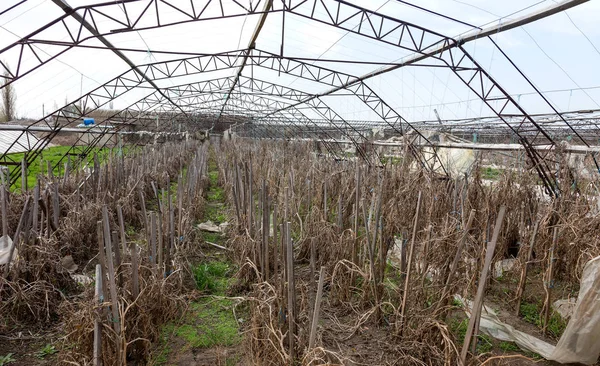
[0,0,593,196]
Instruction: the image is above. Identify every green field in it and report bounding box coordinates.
[2,145,128,192]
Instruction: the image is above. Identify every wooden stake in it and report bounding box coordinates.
[263,180,270,281]
[101,206,121,339]
[150,212,157,269]
[111,230,122,286]
[437,209,476,312]
[32,185,39,236]
[285,221,295,363]
[308,266,326,350]
[130,238,140,300]
[93,264,103,366]
[1,186,7,248]
[21,158,27,192]
[4,197,30,278]
[515,222,539,316]
[399,191,422,334]
[420,225,433,289]
[542,226,559,335]
[460,206,505,365]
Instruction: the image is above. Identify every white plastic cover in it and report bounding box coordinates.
[0,235,15,265]
[460,255,600,364]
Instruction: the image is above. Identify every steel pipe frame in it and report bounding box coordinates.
[0,0,573,192]
[1,48,402,177]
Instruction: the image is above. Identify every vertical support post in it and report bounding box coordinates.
[543,226,559,335]
[101,206,121,339]
[515,222,539,316]
[148,211,156,267]
[52,183,59,231]
[285,221,295,363]
[263,180,269,281]
[32,184,39,236]
[93,264,103,366]
[460,206,506,365]
[399,191,422,334]
[1,186,7,249]
[21,158,27,192]
[308,266,326,350]
[437,209,476,311]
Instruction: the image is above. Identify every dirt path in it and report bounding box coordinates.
[149,147,244,366]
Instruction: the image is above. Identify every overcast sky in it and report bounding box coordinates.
[0,0,599,125]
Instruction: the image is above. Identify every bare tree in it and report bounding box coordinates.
[0,66,16,122]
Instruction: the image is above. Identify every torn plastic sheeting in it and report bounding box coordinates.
[0,235,15,265]
[459,254,600,364]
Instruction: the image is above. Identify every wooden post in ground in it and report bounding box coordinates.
[150,212,157,269]
[285,221,295,363]
[437,209,476,313]
[101,206,121,347]
[52,184,59,230]
[420,225,432,289]
[4,197,30,278]
[515,222,539,316]
[32,185,39,236]
[93,263,103,366]
[167,205,174,275]
[460,206,506,365]
[111,231,122,286]
[323,181,327,221]
[399,191,422,334]
[21,158,27,192]
[262,180,270,281]
[1,186,7,249]
[273,204,279,288]
[308,266,326,350]
[130,238,140,299]
[96,221,108,302]
[542,226,559,335]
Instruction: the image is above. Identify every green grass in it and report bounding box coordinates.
[1,145,133,192]
[499,341,520,352]
[0,354,16,366]
[193,261,231,294]
[518,301,567,338]
[35,344,57,359]
[207,187,224,202]
[208,170,219,186]
[519,302,540,325]
[190,298,241,348]
[449,318,493,354]
[481,167,501,180]
[152,260,241,364]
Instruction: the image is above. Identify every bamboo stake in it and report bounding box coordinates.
[399,191,422,334]
[460,206,506,365]
[308,266,326,350]
[515,222,539,316]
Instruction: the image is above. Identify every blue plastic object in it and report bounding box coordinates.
[82,117,95,126]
